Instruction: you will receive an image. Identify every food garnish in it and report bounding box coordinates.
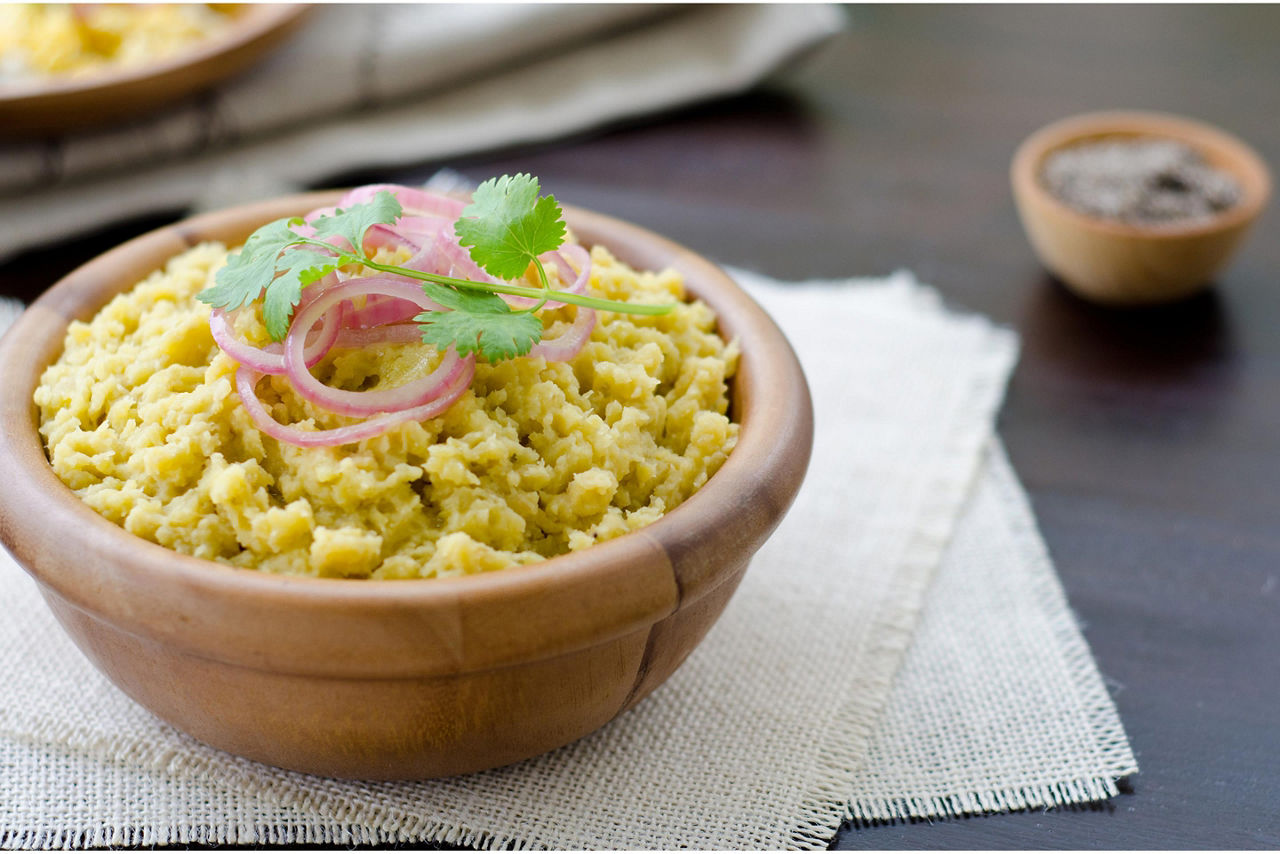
[197,175,674,447]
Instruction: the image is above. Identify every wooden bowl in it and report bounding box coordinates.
[0,194,813,780]
[1011,110,1271,305]
[0,5,308,137]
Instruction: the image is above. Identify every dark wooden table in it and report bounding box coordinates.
[4,5,1278,849]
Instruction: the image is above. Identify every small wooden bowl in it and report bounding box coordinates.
[1011,110,1271,305]
[0,195,813,780]
[0,5,308,137]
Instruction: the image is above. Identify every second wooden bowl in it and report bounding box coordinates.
[1011,110,1271,305]
[0,195,813,780]
[0,5,308,137]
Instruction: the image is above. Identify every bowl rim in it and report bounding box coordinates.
[0,192,813,675]
[1011,109,1272,240]
[0,5,307,101]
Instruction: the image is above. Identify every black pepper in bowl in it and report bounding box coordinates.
[1042,138,1242,227]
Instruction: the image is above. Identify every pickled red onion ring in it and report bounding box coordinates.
[436,226,500,285]
[346,296,426,329]
[528,306,596,362]
[551,244,591,295]
[208,279,345,375]
[398,214,452,233]
[338,185,466,219]
[235,359,474,449]
[331,323,425,350]
[532,245,592,310]
[363,216,451,256]
[284,276,462,417]
[363,224,420,255]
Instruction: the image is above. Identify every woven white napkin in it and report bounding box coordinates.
[0,4,844,261]
[0,273,1136,849]
[845,440,1138,822]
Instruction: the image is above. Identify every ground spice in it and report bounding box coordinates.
[1041,137,1241,227]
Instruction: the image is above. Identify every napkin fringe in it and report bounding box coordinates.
[0,721,539,852]
[0,821,388,850]
[843,775,1122,825]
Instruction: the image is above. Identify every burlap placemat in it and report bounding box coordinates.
[0,273,1135,848]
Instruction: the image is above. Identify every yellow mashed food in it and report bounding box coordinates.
[35,243,739,579]
[0,4,234,83]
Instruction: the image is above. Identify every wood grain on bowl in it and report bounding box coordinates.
[0,194,813,780]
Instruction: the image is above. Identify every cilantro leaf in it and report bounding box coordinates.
[260,248,338,340]
[198,194,404,342]
[310,191,403,254]
[198,218,302,312]
[454,174,566,280]
[416,282,543,362]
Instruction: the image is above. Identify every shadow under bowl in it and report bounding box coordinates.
[0,194,813,780]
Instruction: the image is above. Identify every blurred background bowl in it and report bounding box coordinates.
[1011,110,1271,305]
[0,4,308,138]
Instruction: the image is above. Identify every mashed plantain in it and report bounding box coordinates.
[35,243,738,579]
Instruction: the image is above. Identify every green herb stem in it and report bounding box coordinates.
[523,256,553,316]
[357,257,675,316]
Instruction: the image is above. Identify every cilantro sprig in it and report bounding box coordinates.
[198,174,673,362]
[416,282,544,362]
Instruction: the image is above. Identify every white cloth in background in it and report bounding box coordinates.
[0,4,845,262]
[0,272,1136,849]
